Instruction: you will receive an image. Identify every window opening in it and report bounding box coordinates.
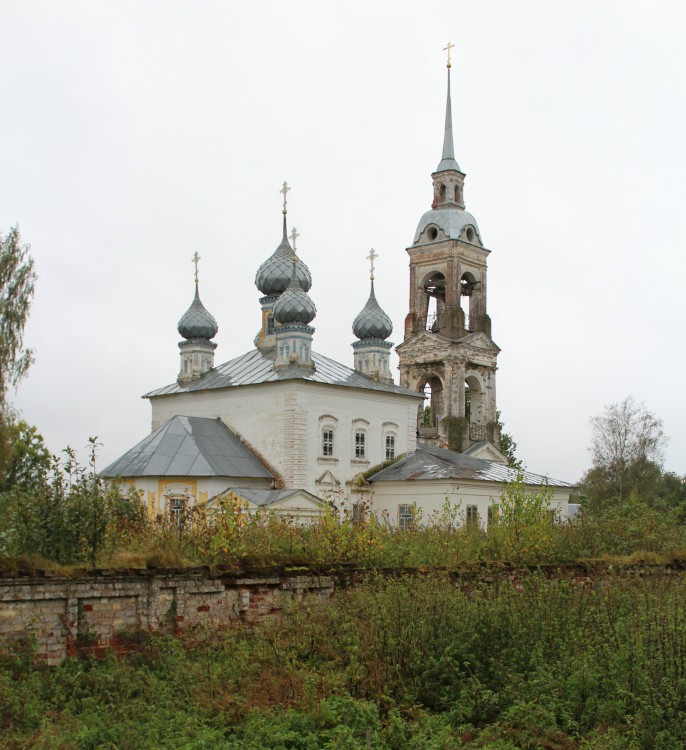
[266,314,275,336]
[322,429,334,457]
[169,497,187,527]
[398,504,414,531]
[354,431,366,459]
[466,504,479,527]
[460,272,478,332]
[385,434,396,461]
[487,505,498,529]
[423,272,445,332]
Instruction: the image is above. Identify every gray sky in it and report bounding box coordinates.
[2,0,685,482]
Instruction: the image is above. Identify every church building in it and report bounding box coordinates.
[102,53,572,524]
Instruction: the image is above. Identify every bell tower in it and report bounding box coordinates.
[396,47,500,453]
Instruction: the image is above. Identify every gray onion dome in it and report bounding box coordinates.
[177,285,218,340]
[273,260,316,325]
[255,217,312,295]
[352,282,393,340]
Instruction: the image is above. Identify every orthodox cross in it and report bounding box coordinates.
[443,42,454,69]
[192,251,201,284]
[280,181,291,213]
[290,226,299,252]
[367,248,378,281]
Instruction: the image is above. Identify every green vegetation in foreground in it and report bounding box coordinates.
[3,573,686,749]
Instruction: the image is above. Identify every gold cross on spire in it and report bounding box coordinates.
[192,251,201,284]
[289,226,299,253]
[280,181,291,214]
[367,248,378,281]
[443,42,454,69]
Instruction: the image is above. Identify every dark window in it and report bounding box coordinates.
[322,428,334,457]
[466,504,479,527]
[355,431,366,459]
[385,434,395,461]
[398,504,413,531]
[169,497,186,526]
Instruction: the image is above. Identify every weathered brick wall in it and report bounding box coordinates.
[2,563,684,665]
[0,569,335,665]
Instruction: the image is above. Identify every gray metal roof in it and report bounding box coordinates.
[352,281,393,341]
[255,215,312,296]
[144,348,423,399]
[368,443,572,487]
[414,207,482,245]
[177,285,218,340]
[221,488,324,508]
[101,415,273,479]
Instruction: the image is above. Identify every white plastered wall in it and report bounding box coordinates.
[149,381,420,497]
[369,479,570,528]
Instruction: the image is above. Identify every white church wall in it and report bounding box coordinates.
[369,480,570,528]
[150,381,420,497]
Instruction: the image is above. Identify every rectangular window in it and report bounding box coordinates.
[322,429,334,457]
[466,504,479,527]
[355,431,366,459]
[487,505,498,529]
[398,504,413,531]
[385,434,395,461]
[169,497,186,526]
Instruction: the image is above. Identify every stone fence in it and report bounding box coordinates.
[1,562,684,665]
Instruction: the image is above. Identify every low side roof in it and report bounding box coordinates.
[222,488,325,508]
[143,348,422,399]
[101,416,273,480]
[368,443,572,487]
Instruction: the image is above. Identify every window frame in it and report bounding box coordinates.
[398,504,414,531]
[465,504,479,528]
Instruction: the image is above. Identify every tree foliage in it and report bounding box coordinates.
[583,397,669,504]
[0,226,36,400]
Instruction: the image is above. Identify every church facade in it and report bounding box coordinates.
[103,58,572,524]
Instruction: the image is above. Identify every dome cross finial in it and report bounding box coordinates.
[280,181,291,214]
[192,251,201,285]
[443,41,454,69]
[366,248,378,281]
[289,226,299,253]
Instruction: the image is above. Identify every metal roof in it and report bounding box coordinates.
[101,415,273,479]
[220,488,324,508]
[368,443,572,487]
[144,348,423,399]
[414,206,482,245]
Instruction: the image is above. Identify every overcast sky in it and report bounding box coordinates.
[1,0,684,482]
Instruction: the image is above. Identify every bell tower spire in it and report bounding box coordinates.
[396,47,500,454]
[436,43,460,173]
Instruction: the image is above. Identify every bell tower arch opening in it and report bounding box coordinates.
[416,375,444,436]
[465,375,487,442]
[423,271,446,333]
[460,272,478,333]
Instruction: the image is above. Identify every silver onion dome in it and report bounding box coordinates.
[177,285,218,340]
[352,281,393,340]
[273,260,316,325]
[255,217,312,296]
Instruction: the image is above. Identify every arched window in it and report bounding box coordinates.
[352,418,370,462]
[318,415,338,460]
[382,422,399,461]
